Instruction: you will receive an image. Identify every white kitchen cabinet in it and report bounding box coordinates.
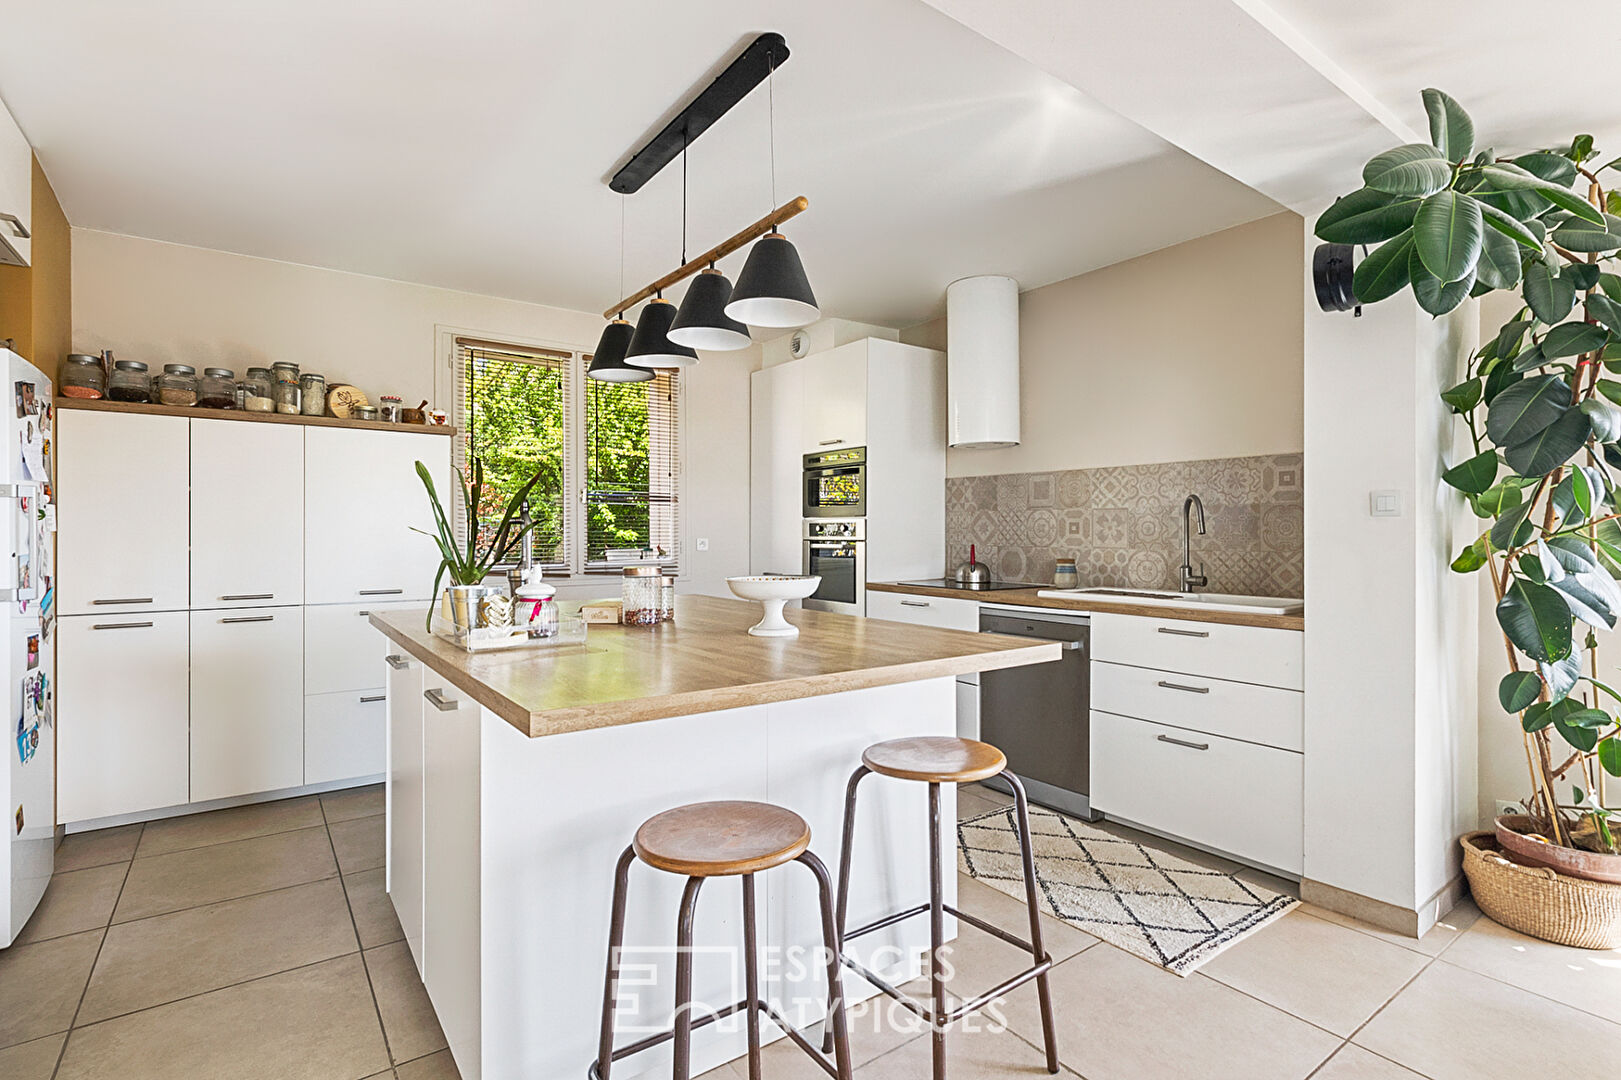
[305,427,449,604]
[189,607,304,802]
[0,99,31,267]
[1091,660,1303,752]
[191,418,304,609]
[749,361,806,576]
[385,650,426,974]
[866,590,980,631]
[306,690,387,785]
[58,410,191,615]
[305,600,417,695]
[57,612,190,822]
[1090,612,1303,690]
[802,341,868,453]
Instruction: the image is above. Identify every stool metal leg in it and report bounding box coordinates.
[798,850,854,1080]
[672,876,706,1080]
[928,781,947,1080]
[596,846,637,1080]
[1007,773,1060,1074]
[741,874,763,1080]
[823,765,870,1054]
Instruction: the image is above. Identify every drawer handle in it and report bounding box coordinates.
[818,439,844,446]
[0,212,27,239]
[221,593,274,601]
[1157,734,1210,751]
[220,615,274,624]
[385,654,411,669]
[1157,627,1210,638]
[92,621,153,630]
[424,688,460,712]
[357,610,372,616]
[1156,680,1210,694]
[92,597,153,606]
[359,694,386,704]
[359,588,405,596]
[900,600,931,608]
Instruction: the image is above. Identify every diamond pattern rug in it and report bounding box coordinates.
[958,803,1298,975]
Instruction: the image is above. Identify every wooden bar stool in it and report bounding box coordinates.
[825,737,1059,1080]
[591,800,854,1080]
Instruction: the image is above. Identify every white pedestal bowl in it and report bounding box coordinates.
[726,575,821,637]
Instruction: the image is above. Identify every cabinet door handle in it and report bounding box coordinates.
[92,621,153,630]
[900,600,931,608]
[356,610,372,616]
[92,597,153,606]
[424,688,460,712]
[1157,734,1210,751]
[221,593,274,601]
[220,615,274,624]
[1157,627,1210,638]
[359,694,386,704]
[1156,680,1210,694]
[818,439,844,446]
[385,654,411,669]
[0,212,28,239]
[1062,640,1085,652]
[359,588,404,596]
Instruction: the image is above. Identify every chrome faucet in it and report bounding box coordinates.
[1180,494,1208,592]
[505,498,535,594]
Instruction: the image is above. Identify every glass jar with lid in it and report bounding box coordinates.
[621,566,663,626]
[299,373,326,416]
[378,395,403,423]
[157,364,199,407]
[59,355,106,400]
[274,381,301,414]
[198,367,236,409]
[270,362,300,387]
[107,360,152,403]
[240,368,274,412]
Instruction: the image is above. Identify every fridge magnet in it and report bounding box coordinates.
[13,805,21,835]
[14,380,36,418]
[16,716,38,766]
[26,634,37,669]
[41,676,52,729]
[20,421,44,481]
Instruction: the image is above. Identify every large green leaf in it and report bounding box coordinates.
[1542,650,1584,702]
[1422,89,1474,161]
[1551,573,1619,628]
[1504,407,1590,476]
[1490,499,1537,549]
[1363,144,1452,197]
[1440,378,1483,412]
[1581,396,1621,442]
[1496,318,1535,360]
[1415,190,1484,282]
[1514,152,1579,187]
[1479,201,1545,251]
[1499,670,1543,712]
[1314,188,1421,244]
[1452,535,1490,571]
[1552,213,1621,253]
[1511,343,1547,373]
[1524,261,1577,323]
[1498,577,1575,662]
[1474,224,1523,290]
[1565,262,1602,292]
[1411,252,1475,315]
[1441,449,1499,494]
[1474,163,1604,224]
[1473,478,1526,518]
[1587,294,1621,335]
[1352,229,1416,303]
[1485,373,1571,445]
[1484,360,1523,402]
[1542,321,1610,358]
[1599,737,1621,777]
[1555,714,1600,752]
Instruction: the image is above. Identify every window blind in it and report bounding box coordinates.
[584,369,680,571]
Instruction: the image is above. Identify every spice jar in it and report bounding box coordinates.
[108,360,152,403]
[299,373,326,416]
[157,364,199,407]
[621,565,662,626]
[59,355,106,400]
[1053,558,1078,589]
[199,367,237,409]
[353,404,378,421]
[240,368,274,412]
[378,395,403,423]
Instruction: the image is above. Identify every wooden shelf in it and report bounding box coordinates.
[55,396,458,436]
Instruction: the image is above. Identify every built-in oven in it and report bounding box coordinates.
[803,447,866,518]
[802,519,865,615]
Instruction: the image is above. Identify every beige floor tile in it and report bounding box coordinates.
[1305,897,1480,957]
[956,874,1098,962]
[322,784,385,824]
[957,789,1004,822]
[54,824,142,873]
[964,782,1013,808]
[0,1031,66,1080]
[1355,960,1621,1080]
[13,863,127,945]
[56,953,389,1080]
[395,1048,461,1080]
[1437,912,1621,1023]
[346,867,405,949]
[859,1022,1065,1078]
[1199,908,1429,1036]
[330,814,387,874]
[0,928,102,1050]
[79,878,358,1024]
[1000,943,1340,1080]
[774,989,930,1077]
[1310,1045,1427,1079]
[136,796,324,858]
[114,826,337,923]
[365,941,448,1064]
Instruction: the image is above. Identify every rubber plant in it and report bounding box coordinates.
[1316,89,1621,856]
[413,458,546,629]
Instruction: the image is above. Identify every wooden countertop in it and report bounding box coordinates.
[371,594,1061,738]
[867,581,1305,631]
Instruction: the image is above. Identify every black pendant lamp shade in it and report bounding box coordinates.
[668,268,752,351]
[625,297,699,369]
[586,318,652,382]
[724,232,819,328]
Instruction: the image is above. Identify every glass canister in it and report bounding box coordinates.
[300,373,327,416]
[107,360,152,403]
[270,362,300,388]
[1053,558,1078,589]
[274,382,301,415]
[621,565,662,626]
[240,368,275,412]
[59,354,106,400]
[353,404,378,421]
[659,577,675,622]
[378,395,403,423]
[157,364,199,406]
[199,367,237,409]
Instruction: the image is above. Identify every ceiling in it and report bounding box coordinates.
[0,0,1281,330]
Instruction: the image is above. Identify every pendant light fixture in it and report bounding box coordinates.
[625,294,698,368]
[724,52,819,328]
[588,196,654,383]
[668,140,751,350]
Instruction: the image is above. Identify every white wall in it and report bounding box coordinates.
[71,228,753,597]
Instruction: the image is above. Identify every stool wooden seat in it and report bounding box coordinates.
[861,736,1007,784]
[633,800,811,876]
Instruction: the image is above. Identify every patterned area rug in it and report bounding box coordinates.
[958,803,1298,975]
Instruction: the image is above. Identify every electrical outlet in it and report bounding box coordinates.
[696,537,709,552]
[1495,799,1521,818]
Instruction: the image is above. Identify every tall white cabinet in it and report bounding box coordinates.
[56,406,451,825]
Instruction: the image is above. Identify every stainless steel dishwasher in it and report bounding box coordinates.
[977,607,1098,820]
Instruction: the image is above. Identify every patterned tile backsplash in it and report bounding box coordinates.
[944,453,1303,597]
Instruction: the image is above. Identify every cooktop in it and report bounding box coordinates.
[895,579,1036,592]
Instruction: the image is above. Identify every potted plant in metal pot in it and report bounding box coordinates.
[1314,89,1621,946]
[413,458,546,631]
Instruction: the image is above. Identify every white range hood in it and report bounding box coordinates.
[946,275,1020,448]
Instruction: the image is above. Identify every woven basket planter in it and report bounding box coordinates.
[1460,832,1621,950]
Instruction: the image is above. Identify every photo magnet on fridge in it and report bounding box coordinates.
[14,380,36,418]
[26,634,37,670]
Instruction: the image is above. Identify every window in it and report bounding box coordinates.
[452,336,681,575]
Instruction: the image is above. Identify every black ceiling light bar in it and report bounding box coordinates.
[609,32,790,195]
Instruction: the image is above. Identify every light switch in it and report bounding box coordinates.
[1369,490,1402,517]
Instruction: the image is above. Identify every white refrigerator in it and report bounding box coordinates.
[0,348,54,947]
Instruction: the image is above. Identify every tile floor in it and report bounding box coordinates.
[1,782,1617,1080]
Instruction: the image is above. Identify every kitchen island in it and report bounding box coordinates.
[371,595,1059,1080]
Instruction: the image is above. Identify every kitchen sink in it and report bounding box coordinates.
[1034,587,1303,615]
